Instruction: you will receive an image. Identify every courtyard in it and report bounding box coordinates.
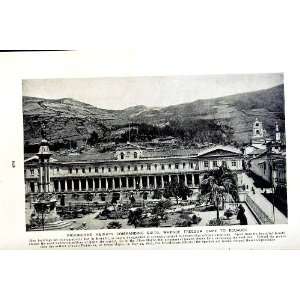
[25,190,259,231]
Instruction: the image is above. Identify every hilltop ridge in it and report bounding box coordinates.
[23,84,285,150]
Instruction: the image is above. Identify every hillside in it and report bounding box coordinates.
[121,84,285,142]
[23,97,114,148]
[23,84,285,150]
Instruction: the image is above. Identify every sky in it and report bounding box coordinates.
[23,73,283,110]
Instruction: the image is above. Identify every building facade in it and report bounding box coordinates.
[24,144,243,195]
[249,150,286,186]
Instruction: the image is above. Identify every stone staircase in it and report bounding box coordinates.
[30,220,73,231]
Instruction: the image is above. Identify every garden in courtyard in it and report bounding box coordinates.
[26,166,256,231]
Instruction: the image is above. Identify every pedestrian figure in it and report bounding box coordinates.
[237,204,248,225]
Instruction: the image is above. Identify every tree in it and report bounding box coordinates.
[87,131,99,145]
[152,199,172,218]
[200,166,239,221]
[128,208,143,228]
[163,178,192,204]
[111,193,120,218]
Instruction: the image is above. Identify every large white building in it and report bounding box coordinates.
[24,142,243,195]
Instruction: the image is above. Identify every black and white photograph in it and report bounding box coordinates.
[2,2,300,300]
[23,74,287,231]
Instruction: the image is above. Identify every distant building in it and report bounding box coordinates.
[151,136,178,145]
[248,148,286,189]
[269,122,283,154]
[251,118,267,149]
[246,119,284,156]
[249,149,287,209]
[244,145,265,156]
[248,120,285,183]
[249,151,274,183]
[272,159,286,190]
[247,119,287,208]
[245,147,266,159]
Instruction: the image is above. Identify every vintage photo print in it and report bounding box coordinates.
[23,74,287,232]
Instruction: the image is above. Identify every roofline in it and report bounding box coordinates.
[24,144,243,165]
[25,153,242,166]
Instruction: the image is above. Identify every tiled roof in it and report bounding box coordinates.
[53,151,115,162]
[142,148,198,158]
[249,149,266,156]
[25,144,242,164]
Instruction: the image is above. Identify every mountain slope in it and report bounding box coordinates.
[23,84,285,148]
[121,84,285,142]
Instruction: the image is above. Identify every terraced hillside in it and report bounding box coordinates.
[23,84,285,149]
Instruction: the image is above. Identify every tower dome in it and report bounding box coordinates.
[251,118,266,147]
[37,139,52,158]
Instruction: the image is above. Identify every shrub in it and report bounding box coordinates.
[107,221,122,229]
[224,209,234,219]
[208,218,225,226]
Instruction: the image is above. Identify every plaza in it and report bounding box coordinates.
[25,186,261,231]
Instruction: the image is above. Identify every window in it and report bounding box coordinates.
[231,161,237,167]
[69,168,72,174]
[82,168,85,173]
[190,162,194,169]
[168,164,172,169]
[114,166,118,172]
[128,165,130,170]
[134,152,138,159]
[256,123,259,127]
[213,161,218,167]
[154,164,157,170]
[120,152,124,159]
[141,165,144,170]
[183,162,186,169]
[175,163,179,169]
[30,169,34,175]
[161,164,165,170]
[76,168,78,174]
[57,167,59,172]
[108,167,111,172]
[89,167,92,173]
[147,164,151,170]
[95,167,98,173]
[256,130,260,134]
[102,167,104,173]
[121,166,124,172]
[134,165,138,171]
[204,161,209,168]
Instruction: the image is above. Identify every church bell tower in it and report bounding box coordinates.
[275,122,281,142]
[251,118,266,147]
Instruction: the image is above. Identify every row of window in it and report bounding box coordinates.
[66,162,198,174]
[63,161,237,174]
[26,160,238,176]
[120,152,138,159]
